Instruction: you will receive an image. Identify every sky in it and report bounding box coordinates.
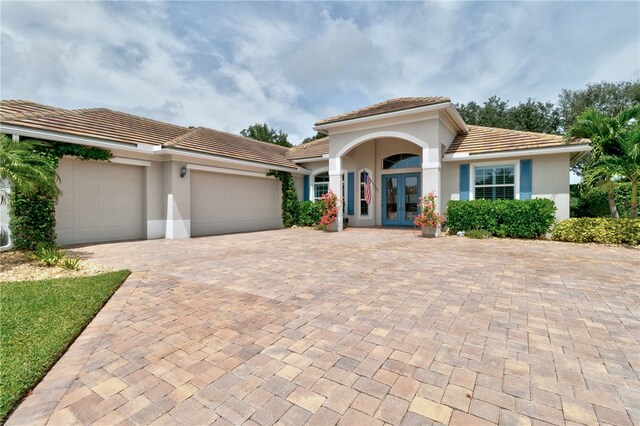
[1,1,638,144]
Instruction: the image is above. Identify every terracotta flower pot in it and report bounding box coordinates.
[325,220,339,232]
[420,226,437,238]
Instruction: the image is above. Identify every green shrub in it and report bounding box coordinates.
[446,199,556,238]
[58,256,81,270]
[32,243,66,267]
[465,229,492,239]
[9,190,58,250]
[298,200,323,226]
[570,183,631,218]
[552,218,640,245]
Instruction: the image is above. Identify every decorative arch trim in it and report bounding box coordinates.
[335,131,429,158]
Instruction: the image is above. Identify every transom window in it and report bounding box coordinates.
[313,173,329,200]
[475,165,515,200]
[383,153,420,169]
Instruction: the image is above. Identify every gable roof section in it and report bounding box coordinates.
[286,137,329,160]
[446,125,590,156]
[0,100,298,169]
[164,127,295,168]
[315,97,450,126]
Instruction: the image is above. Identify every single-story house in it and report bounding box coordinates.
[0,97,590,244]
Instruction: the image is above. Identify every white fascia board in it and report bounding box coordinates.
[313,101,452,131]
[161,148,299,173]
[2,124,301,173]
[0,124,147,154]
[444,105,469,133]
[443,144,592,162]
[187,164,276,179]
[111,157,152,167]
[292,157,327,163]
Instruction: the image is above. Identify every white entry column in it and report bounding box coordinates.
[328,156,343,231]
[422,147,442,236]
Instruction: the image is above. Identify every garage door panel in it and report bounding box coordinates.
[191,171,282,237]
[56,158,144,245]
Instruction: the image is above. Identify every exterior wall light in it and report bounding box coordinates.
[179,165,187,178]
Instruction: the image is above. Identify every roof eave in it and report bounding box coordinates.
[313,101,455,131]
[2,123,301,173]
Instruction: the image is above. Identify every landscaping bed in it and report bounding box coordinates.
[0,270,130,422]
[0,251,118,282]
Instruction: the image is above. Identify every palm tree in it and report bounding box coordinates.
[589,128,640,218]
[0,135,59,198]
[566,105,640,218]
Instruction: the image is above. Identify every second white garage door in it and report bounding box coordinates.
[191,171,282,236]
[55,158,144,245]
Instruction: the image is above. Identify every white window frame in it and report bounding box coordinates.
[470,160,520,201]
[358,168,373,219]
[310,168,348,208]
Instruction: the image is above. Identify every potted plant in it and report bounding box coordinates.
[320,190,340,232]
[414,191,442,237]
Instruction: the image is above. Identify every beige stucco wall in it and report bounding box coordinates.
[441,153,571,221]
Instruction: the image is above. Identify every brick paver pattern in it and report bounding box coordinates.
[8,229,640,426]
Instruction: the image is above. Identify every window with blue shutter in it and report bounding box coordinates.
[459,164,470,200]
[520,159,532,200]
[303,175,310,201]
[347,172,355,215]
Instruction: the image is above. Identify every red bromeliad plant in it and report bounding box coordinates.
[320,190,340,228]
[413,191,442,228]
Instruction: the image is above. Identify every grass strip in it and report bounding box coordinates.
[0,270,130,421]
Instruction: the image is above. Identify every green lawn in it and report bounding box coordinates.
[0,270,130,422]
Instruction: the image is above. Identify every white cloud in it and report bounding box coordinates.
[1,1,638,145]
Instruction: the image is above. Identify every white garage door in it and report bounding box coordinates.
[191,171,282,236]
[56,158,144,245]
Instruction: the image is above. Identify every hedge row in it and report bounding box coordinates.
[552,218,640,245]
[445,199,556,238]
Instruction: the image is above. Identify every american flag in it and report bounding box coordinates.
[364,173,372,205]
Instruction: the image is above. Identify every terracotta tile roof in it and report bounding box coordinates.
[1,100,189,146]
[315,97,450,126]
[286,137,329,160]
[1,100,299,169]
[164,127,296,168]
[446,125,589,155]
[0,100,69,121]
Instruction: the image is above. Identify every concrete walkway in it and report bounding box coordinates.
[8,228,640,425]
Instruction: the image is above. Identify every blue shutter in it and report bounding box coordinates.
[520,159,532,200]
[303,175,310,201]
[459,164,470,200]
[347,172,355,215]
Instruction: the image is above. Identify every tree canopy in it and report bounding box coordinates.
[240,123,292,148]
[301,132,326,144]
[456,97,561,134]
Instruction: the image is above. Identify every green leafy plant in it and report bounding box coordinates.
[32,243,66,267]
[298,200,323,226]
[58,256,81,270]
[6,138,111,250]
[267,170,300,227]
[465,229,492,239]
[446,199,556,239]
[552,218,640,245]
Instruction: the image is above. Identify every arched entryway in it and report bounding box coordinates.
[328,131,441,231]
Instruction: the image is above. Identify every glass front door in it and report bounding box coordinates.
[382,173,421,226]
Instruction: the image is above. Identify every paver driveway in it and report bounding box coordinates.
[8,229,640,426]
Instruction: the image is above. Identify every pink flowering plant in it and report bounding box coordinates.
[319,190,340,228]
[413,191,442,228]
